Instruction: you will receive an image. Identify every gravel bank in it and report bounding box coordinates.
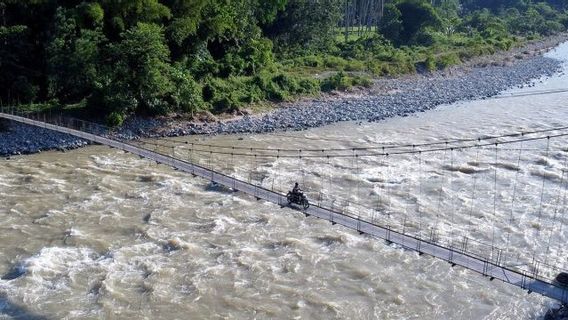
[0,40,566,156]
[0,121,90,157]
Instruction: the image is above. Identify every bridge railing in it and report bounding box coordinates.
[306,192,567,286]
[239,154,568,287]
[0,106,109,136]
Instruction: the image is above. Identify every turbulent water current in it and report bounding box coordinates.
[2,44,568,319]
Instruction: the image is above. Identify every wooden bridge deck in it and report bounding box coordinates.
[2,112,567,304]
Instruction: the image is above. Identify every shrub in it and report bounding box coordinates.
[344,59,366,71]
[202,77,244,113]
[541,21,564,35]
[297,78,320,94]
[295,55,324,68]
[106,111,124,127]
[321,72,351,92]
[169,66,203,113]
[320,72,371,91]
[323,55,347,69]
[351,75,373,87]
[436,52,461,69]
[212,94,241,113]
[252,72,319,102]
[425,54,436,72]
[560,14,568,28]
[414,29,437,46]
[495,38,514,51]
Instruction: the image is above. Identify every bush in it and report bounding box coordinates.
[298,78,320,94]
[169,66,203,113]
[321,72,351,92]
[344,59,366,71]
[320,72,372,92]
[351,75,373,87]
[251,72,319,102]
[202,78,244,113]
[414,29,437,46]
[106,111,124,127]
[457,40,496,60]
[560,14,568,28]
[295,55,324,68]
[495,38,514,51]
[366,60,385,75]
[367,58,415,76]
[212,94,241,113]
[425,54,436,72]
[436,52,461,69]
[323,55,347,69]
[541,21,564,35]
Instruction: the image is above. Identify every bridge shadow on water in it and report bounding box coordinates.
[0,294,49,320]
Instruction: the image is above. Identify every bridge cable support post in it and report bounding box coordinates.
[462,236,469,253]
[415,240,422,255]
[521,272,527,290]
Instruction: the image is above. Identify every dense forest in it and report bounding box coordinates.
[1,0,567,125]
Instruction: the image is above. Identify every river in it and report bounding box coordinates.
[1,43,568,319]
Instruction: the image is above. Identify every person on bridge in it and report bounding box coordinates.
[292,182,302,196]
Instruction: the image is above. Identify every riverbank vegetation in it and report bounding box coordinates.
[1,0,567,125]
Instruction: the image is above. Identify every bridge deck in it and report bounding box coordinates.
[2,112,567,304]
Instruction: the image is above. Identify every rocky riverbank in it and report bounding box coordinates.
[0,122,90,157]
[1,37,567,156]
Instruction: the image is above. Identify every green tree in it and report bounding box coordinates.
[169,64,203,113]
[264,0,342,53]
[101,0,171,35]
[0,25,38,103]
[462,9,508,38]
[47,7,105,103]
[379,4,403,42]
[101,22,174,115]
[396,0,443,44]
[162,0,209,46]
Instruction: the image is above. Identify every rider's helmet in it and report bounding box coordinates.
[295,182,299,187]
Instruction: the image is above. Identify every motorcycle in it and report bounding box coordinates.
[556,272,568,287]
[286,190,310,210]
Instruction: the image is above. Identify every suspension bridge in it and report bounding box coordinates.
[1,108,568,304]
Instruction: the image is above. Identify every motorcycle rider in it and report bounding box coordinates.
[292,182,302,198]
[288,182,309,209]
